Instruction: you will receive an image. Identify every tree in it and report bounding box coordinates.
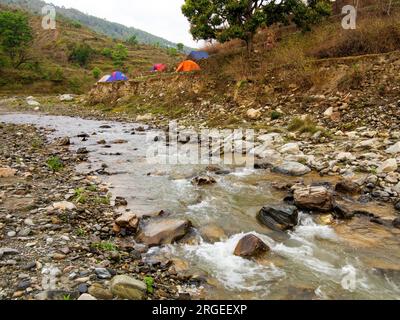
[182,0,331,52]
[177,43,184,52]
[92,67,102,79]
[126,34,139,46]
[69,43,93,67]
[0,10,33,68]
[182,0,268,53]
[112,44,128,69]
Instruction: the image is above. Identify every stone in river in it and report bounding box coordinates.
[191,176,217,186]
[137,219,191,246]
[234,234,269,258]
[257,204,299,231]
[294,186,333,212]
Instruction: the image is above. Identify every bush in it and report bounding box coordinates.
[92,67,101,79]
[69,43,93,67]
[46,156,63,172]
[102,48,112,58]
[288,116,319,134]
[112,44,128,69]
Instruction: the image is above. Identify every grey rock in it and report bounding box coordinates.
[95,268,112,279]
[272,161,311,176]
[257,204,299,231]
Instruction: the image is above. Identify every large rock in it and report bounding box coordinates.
[199,225,226,243]
[234,234,269,258]
[114,213,139,231]
[279,143,300,155]
[26,99,40,106]
[294,186,333,212]
[0,167,17,178]
[137,219,191,246]
[110,275,147,300]
[377,159,398,173]
[272,161,311,176]
[386,142,400,154]
[50,201,76,211]
[78,293,97,300]
[257,204,299,231]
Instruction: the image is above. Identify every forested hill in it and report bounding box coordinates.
[0,0,193,51]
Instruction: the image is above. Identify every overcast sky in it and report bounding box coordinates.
[49,0,199,47]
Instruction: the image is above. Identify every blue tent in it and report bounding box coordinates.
[106,71,128,82]
[188,51,209,61]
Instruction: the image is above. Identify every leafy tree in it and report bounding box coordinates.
[102,47,113,58]
[182,0,331,52]
[92,67,102,79]
[69,43,93,67]
[167,47,178,57]
[177,43,184,52]
[126,34,139,46]
[0,10,33,68]
[112,44,128,69]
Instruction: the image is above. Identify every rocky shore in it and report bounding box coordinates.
[0,123,192,300]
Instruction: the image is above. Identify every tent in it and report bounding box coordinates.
[152,64,167,72]
[98,75,111,83]
[176,60,201,72]
[107,71,128,82]
[188,51,209,61]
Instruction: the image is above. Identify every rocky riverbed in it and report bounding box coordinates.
[1,104,400,300]
[0,123,192,300]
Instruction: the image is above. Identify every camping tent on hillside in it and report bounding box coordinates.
[188,51,209,61]
[176,60,201,73]
[152,64,167,72]
[98,71,128,83]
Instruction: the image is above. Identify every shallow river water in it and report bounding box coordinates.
[1,111,400,300]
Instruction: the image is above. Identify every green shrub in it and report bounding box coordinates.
[102,48,112,58]
[69,43,93,67]
[270,111,282,120]
[92,67,101,79]
[46,156,63,172]
[144,276,154,294]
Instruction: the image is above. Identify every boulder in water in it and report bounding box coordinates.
[272,161,311,176]
[191,176,216,186]
[234,234,269,258]
[294,186,333,212]
[257,204,299,231]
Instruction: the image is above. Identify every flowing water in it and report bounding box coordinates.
[1,111,400,300]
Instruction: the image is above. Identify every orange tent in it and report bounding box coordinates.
[176,60,201,72]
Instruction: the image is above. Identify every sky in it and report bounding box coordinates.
[49,0,199,48]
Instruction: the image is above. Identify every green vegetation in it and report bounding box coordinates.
[92,67,102,79]
[182,0,331,51]
[271,111,283,120]
[46,156,64,172]
[0,10,33,68]
[69,43,93,67]
[288,116,319,134]
[91,241,117,252]
[75,227,87,237]
[176,43,184,52]
[126,34,138,46]
[144,276,154,294]
[111,44,128,69]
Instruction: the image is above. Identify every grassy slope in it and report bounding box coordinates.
[0,5,184,94]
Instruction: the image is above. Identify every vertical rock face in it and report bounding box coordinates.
[234,234,270,258]
[137,219,192,246]
[257,204,299,231]
[293,186,333,212]
[110,275,147,300]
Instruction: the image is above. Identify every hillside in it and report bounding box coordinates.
[0,0,193,51]
[0,5,184,94]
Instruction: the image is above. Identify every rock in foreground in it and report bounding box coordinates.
[257,204,299,231]
[234,234,269,258]
[110,275,147,300]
